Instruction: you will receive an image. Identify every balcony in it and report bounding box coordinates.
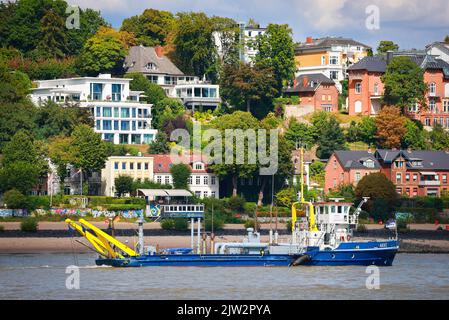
[419,180,441,186]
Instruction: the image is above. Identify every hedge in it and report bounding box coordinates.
[397,207,438,223]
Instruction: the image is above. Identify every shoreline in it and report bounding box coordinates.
[0,236,448,254]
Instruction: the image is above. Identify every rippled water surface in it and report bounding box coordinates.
[0,253,448,299]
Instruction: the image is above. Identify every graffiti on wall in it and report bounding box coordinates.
[48,208,144,219]
[0,209,29,218]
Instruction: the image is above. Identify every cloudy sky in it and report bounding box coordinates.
[71,0,449,50]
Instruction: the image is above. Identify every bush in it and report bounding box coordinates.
[397,219,409,232]
[160,219,175,230]
[101,204,145,211]
[173,218,188,231]
[204,212,225,231]
[356,224,367,233]
[397,207,437,223]
[0,225,4,232]
[3,189,28,209]
[286,220,292,231]
[20,218,38,232]
[226,196,246,213]
[244,219,258,229]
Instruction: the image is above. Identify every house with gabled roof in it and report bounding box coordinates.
[324,150,381,192]
[325,149,449,197]
[284,73,339,113]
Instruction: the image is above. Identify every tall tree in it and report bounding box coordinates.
[375,106,407,149]
[114,176,135,197]
[284,118,314,149]
[381,56,427,111]
[47,135,76,187]
[120,8,176,46]
[36,9,68,59]
[220,62,278,117]
[254,23,296,91]
[357,117,377,145]
[210,16,240,66]
[402,119,428,150]
[377,40,399,55]
[172,12,217,81]
[148,132,170,154]
[316,116,346,159]
[429,123,449,150]
[77,27,135,76]
[170,163,192,189]
[70,124,108,175]
[210,111,260,196]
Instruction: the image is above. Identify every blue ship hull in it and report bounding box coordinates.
[95,240,399,268]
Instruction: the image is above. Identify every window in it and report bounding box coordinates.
[425,118,431,126]
[374,83,379,95]
[103,120,112,130]
[444,100,449,113]
[355,82,362,94]
[114,120,119,130]
[196,176,201,185]
[443,174,447,184]
[145,63,157,71]
[329,56,338,65]
[137,163,141,170]
[157,176,161,184]
[121,108,130,118]
[103,107,112,117]
[204,176,209,185]
[195,163,203,170]
[188,176,193,185]
[429,82,436,96]
[211,176,216,185]
[96,120,101,130]
[114,107,119,117]
[144,163,149,170]
[121,121,130,131]
[122,162,126,170]
[104,133,114,142]
[396,173,402,183]
[195,191,201,198]
[114,162,119,170]
[211,191,216,198]
[321,56,326,65]
[130,163,134,170]
[406,173,410,182]
[96,107,101,117]
[429,100,436,113]
[112,84,121,101]
[413,174,418,182]
[148,75,158,83]
[330,71,338,80]
[355,172,361,182]
[165,176,170,185]
[90,83,102,101]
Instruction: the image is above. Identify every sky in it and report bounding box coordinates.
[71,0,449,50]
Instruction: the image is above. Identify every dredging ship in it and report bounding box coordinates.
[66,148,399,267]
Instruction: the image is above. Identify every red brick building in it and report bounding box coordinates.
[347,52,449,128]
[325,149,449,197]
[284,74,339,113]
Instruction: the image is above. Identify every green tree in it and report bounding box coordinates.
[376,40,399,55]
[220,62,278,117]
[114,175,135,197]
[284,118,314,149]
[77,27,135,76]
[35,9,68,59]
[148,132,170,154]
[125,72,166,104]
[357,117,377,145]
[309,160,325,185]
[47,136,75,188]
[346,121,360,143]
[3,189,28,209]
[34,101,93,139]
[402,119,428,150]
[254,23,296,91]
[0,162,41,194]
[381,56,427,111]
[355,173,398,221]
[0,102,36,151]
[172,12,217,80]
[152,97,185,130]
[316,116,346,159]
[210,112,260,196]
[170,163,192,189]
[120,8,175,46]
[210,16,240,66]
[0,62,32,103]
[70,124,108,177]
[310,111,329,139]
[429,123,449,150]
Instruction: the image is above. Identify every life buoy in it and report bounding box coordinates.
[347,235,351,241]
[340,235,345,241]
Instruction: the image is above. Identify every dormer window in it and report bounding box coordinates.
[146,62,157,71]
[194,163,204,170]
[363,159,374,168]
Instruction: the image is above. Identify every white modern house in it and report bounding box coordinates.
[124,46,221,112]
[30,74,158,145]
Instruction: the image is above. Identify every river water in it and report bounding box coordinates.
[0,253,448,300]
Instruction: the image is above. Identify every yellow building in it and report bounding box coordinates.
[101,155,154,197]
[295,37,371,92]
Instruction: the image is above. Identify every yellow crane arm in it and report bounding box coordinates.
[66,219,111,257]
[78,219,138,257]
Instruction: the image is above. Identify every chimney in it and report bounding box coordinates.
[386,50,394,64]
[302,76,309,88]
[155,46,163,58]
[306,37,313,44]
